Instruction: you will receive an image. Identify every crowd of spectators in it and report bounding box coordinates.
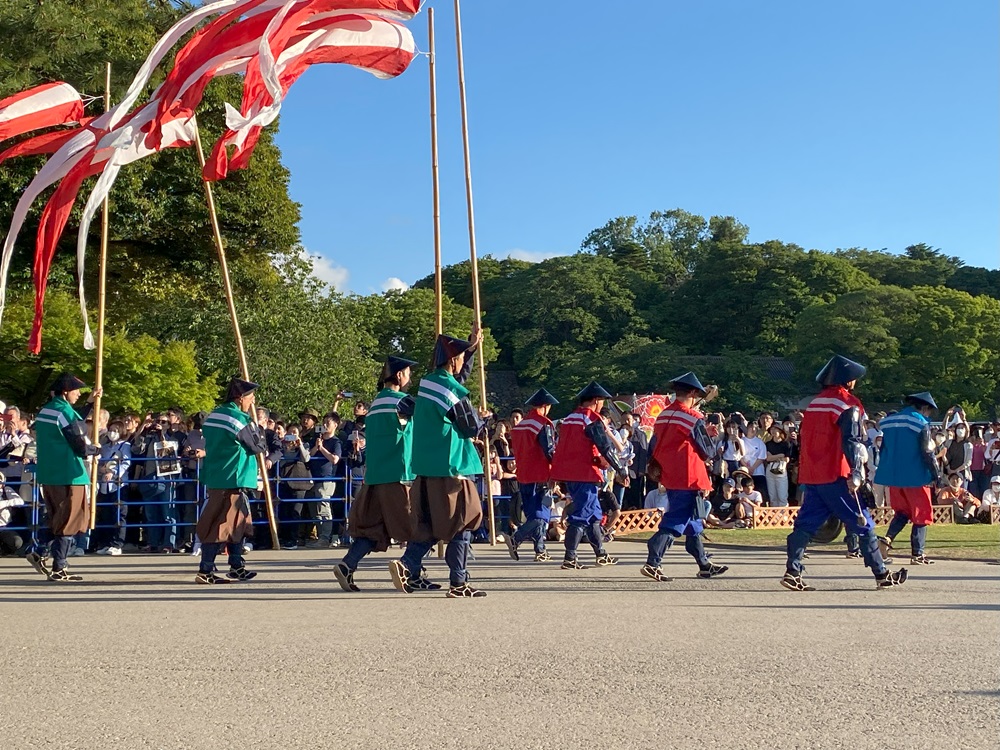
[2,395,999,558]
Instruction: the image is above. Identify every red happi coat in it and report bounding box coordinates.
[511,409,554,484]
[798,386,864,485]
[650,401,711,492]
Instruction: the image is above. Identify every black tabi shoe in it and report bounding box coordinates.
[26,551,51,578]
[389,560,412,593]
[226,567,257,581]
[697,563,729,579]
[595,553,619,566]
[561,559,587,570]
[407,576,442,591]
[910,555,934,565]
[446,583,487,598]
[533,551,552,562]
[876,568,909,589]
[505,535,520,561]
[640,564,672,582]
[47,568,82,582]
[195,571,231,585]
[334,562,360,592]
[780,571,815,592]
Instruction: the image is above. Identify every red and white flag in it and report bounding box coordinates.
[0,82,85,142]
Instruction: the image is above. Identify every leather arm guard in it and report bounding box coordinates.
[397,395,416,419]
[837,407,866,488]
[62,419,99,458]
[538,424,556,462]
[446,397,485,440]
[585,419,625,477]
[237,422,267,455]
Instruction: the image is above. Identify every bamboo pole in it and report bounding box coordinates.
[89,62,112,531]
[429,6,443,337]
[454,0,496,545]
[192,118,280,551]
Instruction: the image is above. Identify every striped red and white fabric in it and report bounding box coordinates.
[0,83,84,142]
[205,11,416,180]
[0,119,94,166]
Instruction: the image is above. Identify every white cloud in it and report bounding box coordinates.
[299,248,350,292]
[381,276,410,292]
[505,248,569,263]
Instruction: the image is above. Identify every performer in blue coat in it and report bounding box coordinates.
[873,392,943,565]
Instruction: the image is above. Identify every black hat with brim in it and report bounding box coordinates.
[225,377,259,401]
[905,391,938,410]
[51,373,86,394]
[815,355,867,386]
[576,381,613,402]
[668,371,707,397]
[299,407,320,420]
[526,388,559,407]
[432,335,474,369]
[380,355,419,387]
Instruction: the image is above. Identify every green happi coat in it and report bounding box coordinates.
[201,402,259,490]
[363,388,414,485]
[34,396,89,486]
[411,369,483,478]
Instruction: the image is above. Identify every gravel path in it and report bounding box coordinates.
[1,542,996,750]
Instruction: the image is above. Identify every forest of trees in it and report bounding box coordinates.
[1,1,998,419]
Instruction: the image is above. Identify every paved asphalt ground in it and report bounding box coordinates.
[0,541,996,750]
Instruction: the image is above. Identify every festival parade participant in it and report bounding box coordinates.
[392,330,488,598]
[641,372,728,582]
[549,382,626,570]
[874,392,943,566]
[194,378,267,584]
[27,374,101,582]
[333,356,418,592]
[781,355,908,591]
[505,388,559,563]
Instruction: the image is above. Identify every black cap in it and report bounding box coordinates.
[668,371,707,397]
[525,388,559,407]
[815,355,866,386]
[432,335,474,368]
[379,355,418,388]
[225,377,259,401]
[51,373,87,394]
[576,381,613,403]
[905,392,938,410]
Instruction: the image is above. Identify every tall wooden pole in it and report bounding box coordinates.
[192,118,280,550]
[429,6,443,336]
[89,62,112,531]
[454,0,496,545]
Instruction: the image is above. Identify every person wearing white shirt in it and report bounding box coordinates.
[977,478,1000,523]
[741,423,769,503]
[644,485,670,511]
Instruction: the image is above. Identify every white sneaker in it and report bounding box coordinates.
[105,546,122,556]
[242,542,253,554]
[191,543,202,557]
[70,547,86,557]
[96,547,111,556]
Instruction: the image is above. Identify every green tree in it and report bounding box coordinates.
[0,288,217,412]
[349,287,499,407]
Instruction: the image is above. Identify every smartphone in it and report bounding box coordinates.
[341,391,354,399]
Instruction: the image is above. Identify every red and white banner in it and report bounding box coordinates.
[0,82,84,142]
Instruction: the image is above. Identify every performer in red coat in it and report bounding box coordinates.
[641,372,728,583]
[506,389,559,562]
[781,355,908,591]
[550,382,626,570]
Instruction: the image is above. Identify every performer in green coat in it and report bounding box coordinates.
[390,329,488,598]
[28,373,101,582]
[195,377,267,584]
[333,355,420,593]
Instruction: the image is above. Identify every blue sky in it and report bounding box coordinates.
[273,0,1000,294]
